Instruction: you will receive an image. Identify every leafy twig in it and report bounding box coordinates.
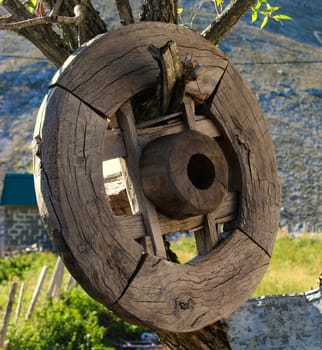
[0,0,87,31]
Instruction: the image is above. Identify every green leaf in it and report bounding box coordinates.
[274,14,292,20]
[260,15,268,30]
[261,7,279,15]
[251,11,258,23]
[24,0,37,13]
[268,6,280,12]
[177,7,184,14]
[216,0,224,6]
[254,1,262,11]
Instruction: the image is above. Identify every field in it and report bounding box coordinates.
[170,232,322,296]
[0,233,321,349]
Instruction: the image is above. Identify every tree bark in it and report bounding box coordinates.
[141,0,178,23]
[2,0,71,66]
[202,0,257,44]
[156,322,231,350]
[2,0,107,66]
[115,0,134,25]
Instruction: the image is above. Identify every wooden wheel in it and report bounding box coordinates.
[33,22,280,332]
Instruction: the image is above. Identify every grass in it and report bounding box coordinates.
[0,252,61,321]
[253,233,322,296]
[170,232,322,296]
[0,233,321,332]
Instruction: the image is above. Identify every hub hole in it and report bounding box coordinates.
[187,154,215,190]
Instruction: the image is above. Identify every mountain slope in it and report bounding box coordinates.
[0,2,321,231]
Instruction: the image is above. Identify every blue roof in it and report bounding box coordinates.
[0,173,37,206]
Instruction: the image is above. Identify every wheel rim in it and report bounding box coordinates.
[33,22,280,332]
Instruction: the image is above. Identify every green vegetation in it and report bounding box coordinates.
[0,252,57,310]
[0,254,143,350]
[171,233,322,296]
[6,286,142,350]
[0,252,56,283]
[1,234,321,348]
[253,234,322,296]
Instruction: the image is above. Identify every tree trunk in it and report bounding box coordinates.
[156,322,231,350]
[141,0,178,23]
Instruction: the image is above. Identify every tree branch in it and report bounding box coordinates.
[202,0,257,45]
[0,0,107,66]
[0,2,86,31]
[50,0,64,17]
[115,0,134,25]
[1,0,71,66]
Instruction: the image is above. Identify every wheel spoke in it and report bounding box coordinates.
[117,101,167,257]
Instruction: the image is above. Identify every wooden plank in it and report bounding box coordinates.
[195,213,220,255]
[14,282,24,323]
[119,214,204,240]
[159,214,204,235]
[26,266,48,320]
[136,112,182,129]
[65,275,76,292]
[0,282,17,347]
[47,256,65,298]
[138,120,186,148]
[182,94,197,129]
[148,40,183,115]
[102,128,127,160]
[117,101,166,258]
[102,115,221,162]
[138,116,221,149]
[118,191,238,240]
[118,214,145,240]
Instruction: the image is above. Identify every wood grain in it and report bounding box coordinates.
[117,229,270,332]
[117,101,166,257]
[102,114,221,162]
[209,64,281,254]
[34,22,280,333]
[51,22,228,118]
[117,191,238,240]
[140,130,228,219]
[33,87,144,305]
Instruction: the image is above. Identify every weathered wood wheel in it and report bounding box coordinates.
[33,22,280,332]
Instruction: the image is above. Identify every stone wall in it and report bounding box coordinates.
[227,288,322,350]
[4,206,50,251]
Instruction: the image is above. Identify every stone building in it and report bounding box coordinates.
[0,173,50,252]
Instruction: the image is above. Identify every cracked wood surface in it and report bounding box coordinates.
[34,22,280,333]
[209,63,281,254]
[50,22,228,117]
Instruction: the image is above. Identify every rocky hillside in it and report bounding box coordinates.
[262,0,322,48]
[220,22,322,230]
[0,1,321,231]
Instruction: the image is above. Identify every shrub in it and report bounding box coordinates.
[0,252,56,283]
[0,255,32,283]
[7,285,142,349]
[7,287,114,350]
